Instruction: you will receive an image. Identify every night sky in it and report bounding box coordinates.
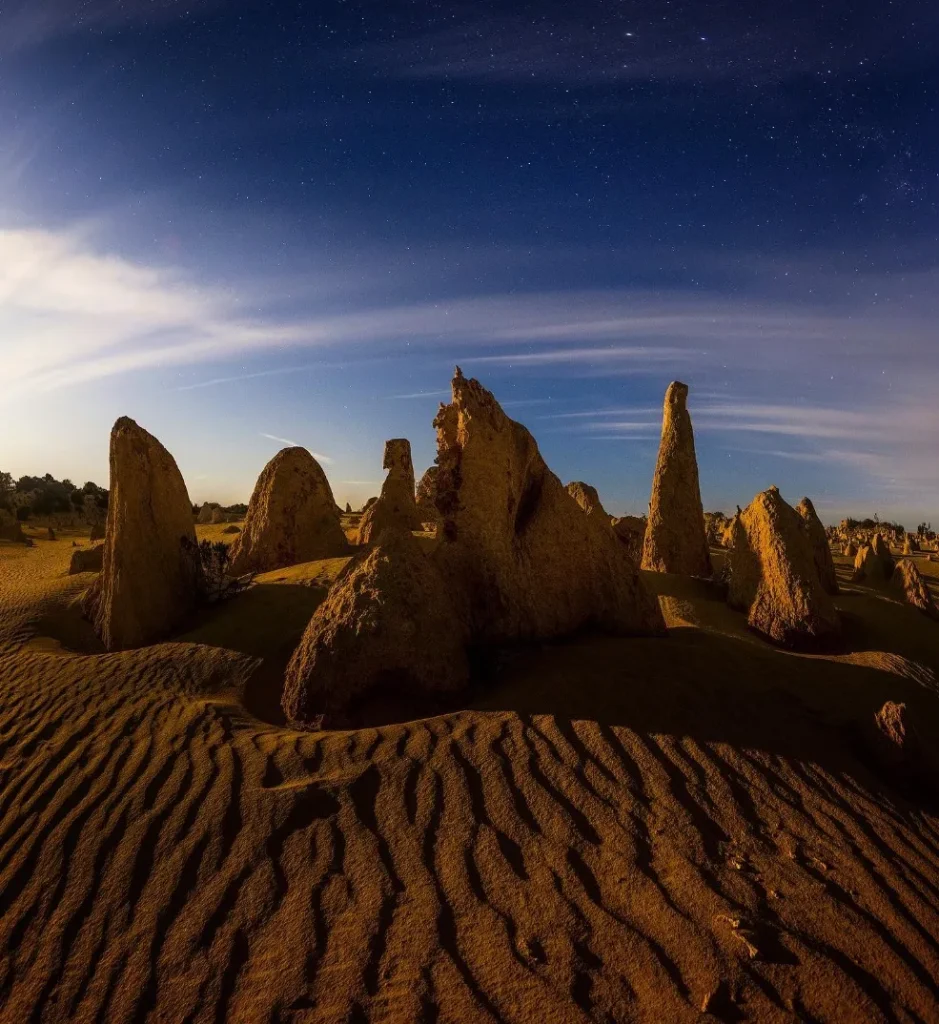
[2,0,937,522]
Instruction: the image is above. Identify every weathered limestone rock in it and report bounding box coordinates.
[852,533,895,587]
[642,381,712,577]
[727,487,840,650]
[282,529,469,728]
[566,481,608,518]
[891,559,938,619]
[843,541,858,558]
[416,466,441,524]
[433,369,665,642]
[197,502,216,524]
[869,701,934,789]
[82,417,203,649]
[228,447,347,576]
[795,496,839,595]
[357,439,424,544]
[611,515,646,563]
[704,511,730,547]
[69,544,104,575]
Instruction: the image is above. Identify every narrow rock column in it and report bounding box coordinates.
[642,381,712,577]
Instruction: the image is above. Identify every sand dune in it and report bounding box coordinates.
[0,535,938,1022]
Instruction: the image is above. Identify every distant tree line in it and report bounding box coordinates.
[0,471,108,521]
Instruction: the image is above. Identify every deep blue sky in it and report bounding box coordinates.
[2,0,937,522]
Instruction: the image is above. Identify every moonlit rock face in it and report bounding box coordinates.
[357,438,424,544]
[433,369,665,641]
[891,559,938,619]
[565,481,607,517]
[727,486,840,650]
[642,381,712,578]
[228,447,347,575]
[83,417,202,650]
[795,496,839,595]
[282,528,469,729]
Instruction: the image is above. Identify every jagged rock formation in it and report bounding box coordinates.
[228,447,347,576]
[852,533,895,587]
[82,417,203,650]
[903,536,920,555]
[416,466,440,524]
[357,439,424,544]
[69,544,104,575]
[433,369,664,642]
[282,529,469,729]
[727,487,840,650]
[795,496,839,595]
[566,481,608,518]
[891,560,938,619]
[611,515,646,563]
[843,541,858,558]
[642,381,712,577]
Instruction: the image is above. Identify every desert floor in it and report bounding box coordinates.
[1,526,938,1022]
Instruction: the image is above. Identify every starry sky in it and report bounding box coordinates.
[2,0,937,522]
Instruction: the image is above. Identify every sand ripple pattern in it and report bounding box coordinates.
[0,543,938,1022]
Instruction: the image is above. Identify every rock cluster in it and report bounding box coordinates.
[852,533,895,587]
[284,369,665,727]
[642,382,712,578]
[727,487,840,650]
[795,496,839,595]
[357,439,424,544]
[82,418,203,650]
[228,447,348,576]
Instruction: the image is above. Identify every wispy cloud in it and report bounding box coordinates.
[385,389,453,400]
[467,346,688,367]
[5,224,939,403]
[0,0,224,55]
[260,434,333,465]
[176,365,319,391]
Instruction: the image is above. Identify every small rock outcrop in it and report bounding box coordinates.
[843,541,858,558]
[727,487,840,650]
[69,544,104,575]
[282,529,469,729]
[416,466,440,524]
[611,515,646,563]
[197,502,216,524]
[566,481,608,518]
[229,447,347,576]
[852,533,895,587]
[642,382,712,577]
[795,497,839,595]
[891,559,938,619]
[870,701,933,789]
[433,369,664,642]
[357,439,424,545]
[345,502,352,514]
[82,417,203,650]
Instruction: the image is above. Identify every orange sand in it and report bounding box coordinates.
[0,529,937,1022]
